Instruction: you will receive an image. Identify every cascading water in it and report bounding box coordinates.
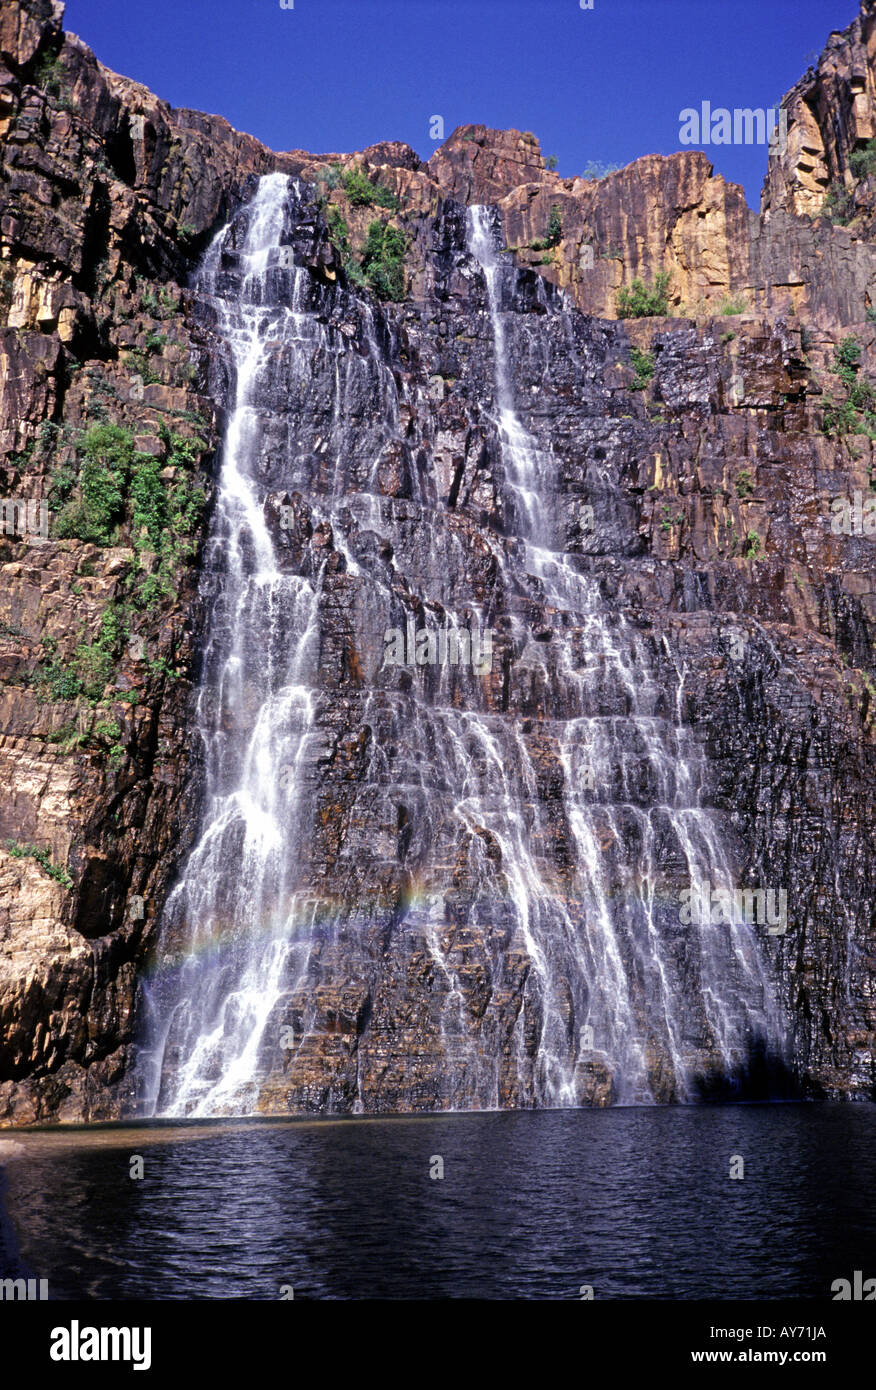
[136,177,788,1118]
[461,205,787,1103]
[138,174,324,1116]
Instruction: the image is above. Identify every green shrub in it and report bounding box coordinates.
[343,257,368,290]
[48,462,76,513]
[617,271,671,319]
[129,428,206,606]
[36,658,85,700]
[0,265,14,310]
[326,204,350,256]
[850,139,876,181]
[39,420,63,450]
[630,347,655,390]
[35,605,127,704]
[824,182,855,225]
[821,335,876,437]
[55,424,135,544]
[35,50,65,97]
[834,337,862,376]
[46,719,87,753]
[130,453,168,546]
[162,429,206,470]
[79,427,130,538]
[147,655,178,681]
[851,377,876,411]
[823,397,860,437]
[342,167,377,206]
[660,504,684,532]
[735,469,754,497]
[359,221,407,301]
[339,166,400,211]
[132,573,167,609]
[166,472,206,539]
[52,423,206,565]
[124,348,160,384]
[5,839,71,887]
[531,206,563,252]
[92,719,120,742]
[74,645,115,700]
[373,184,401,211]
[77,606,128,700]
[92,718,125,765]
[139,286,179,319]
[744,530,762,559]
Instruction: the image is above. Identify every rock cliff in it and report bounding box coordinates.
[0,0,874,1122]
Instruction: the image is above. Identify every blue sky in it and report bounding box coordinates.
[63,0,856,207]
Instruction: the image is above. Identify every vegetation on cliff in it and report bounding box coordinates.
[321,187,408,300]
[617,271,671,318]
[822,336,876,445]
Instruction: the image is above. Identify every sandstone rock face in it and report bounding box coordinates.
[762,0,876,221]
[0,0,228,1124]
[0,0,875,1123]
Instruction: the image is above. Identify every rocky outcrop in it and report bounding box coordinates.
[0,0,229,1123]
[762,0,876,220]
[0,0,875,1122]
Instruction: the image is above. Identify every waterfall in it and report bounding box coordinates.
[138,174,323,1116]
[135,178,788,1117]
[461,205,787,1102]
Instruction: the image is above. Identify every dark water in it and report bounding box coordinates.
[1,1104,874,1300]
